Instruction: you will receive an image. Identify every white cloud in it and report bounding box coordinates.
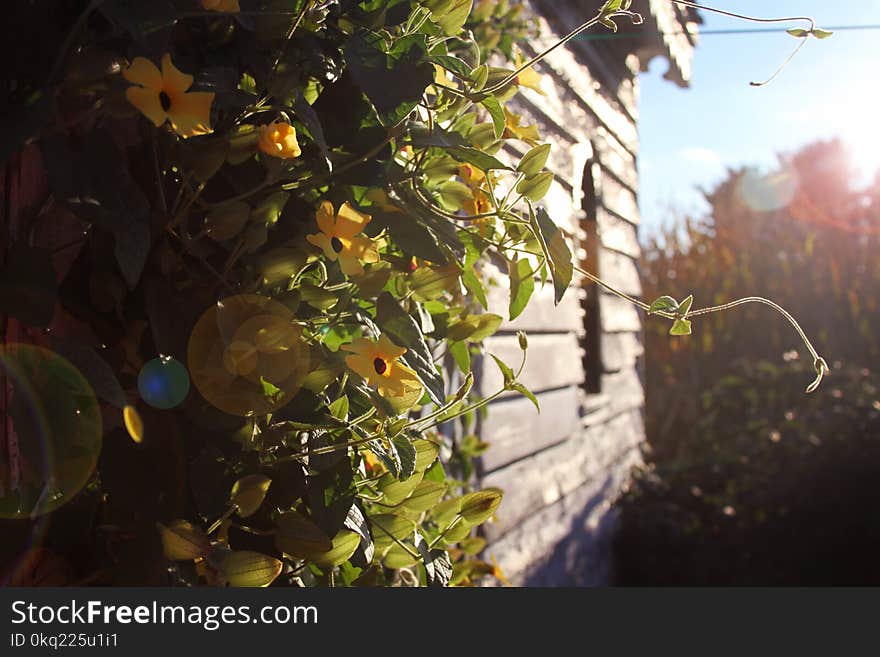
[678,146,724,169]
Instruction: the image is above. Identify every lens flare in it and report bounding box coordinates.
[187,294,310,416]
[137,356,191,409]
[735,166,798,213]
[0,344,102,519]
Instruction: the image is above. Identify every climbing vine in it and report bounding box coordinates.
[0,0,828,587]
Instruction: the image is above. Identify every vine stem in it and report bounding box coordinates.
[667,0,818,86]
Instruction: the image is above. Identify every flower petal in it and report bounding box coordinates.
[340,338,374,356]
[338,253,365,276]
[345,353,377,384]
[347,236,380,264]
[125,86,167,127]
[335,202,371,239]
[167,91,214,138]
[377,334,406,360]
[306,233,337,260]
[123,57,162,90]
[316,201,336,236]
[161,53,194,94]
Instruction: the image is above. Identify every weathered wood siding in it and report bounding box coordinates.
[477,0,694,585]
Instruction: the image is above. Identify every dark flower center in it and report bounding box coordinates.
[330,237,344,253]
[159,91,172,112]
[373,358,387,375]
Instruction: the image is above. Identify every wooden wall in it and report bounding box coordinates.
[475,0,685,585]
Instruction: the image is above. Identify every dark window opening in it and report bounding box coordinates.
[581,157,602,394]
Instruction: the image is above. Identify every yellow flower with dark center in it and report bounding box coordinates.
[201,0,240,11]
[306,201,380,276]
[124,54,214,138]
[341,335,423,402]
[459,164,487,190]
[258,121,302,160]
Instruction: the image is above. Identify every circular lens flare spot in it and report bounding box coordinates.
[0,344,102,519]
[188,295,310,416]
[137,356,191,409]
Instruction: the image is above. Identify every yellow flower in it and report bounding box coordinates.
[258,121,302,160]
[459,163,487,190]
[513,52,546,96]
[341,335,423,402]
[491,555,512,586]
[365,188,403,213]
[463,189,492,216]
[306,201,380,276]
[124,54,214,138]
[201,0,240,11]
[503,108,540,146]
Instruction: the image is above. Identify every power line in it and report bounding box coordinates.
[573,24,880,40]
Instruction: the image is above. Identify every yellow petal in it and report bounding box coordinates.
[347,236,380,264]
[376,334,406,360]
[316,201,336,236]
[335,202,372,239]
[340,337,374,356]
[306,232,337,260]
[161,53,194,95]
[125,86,167,127]
[123,56,162,90]
[338,253,365,276]
[345,353,377,383]
[167,91,215,138]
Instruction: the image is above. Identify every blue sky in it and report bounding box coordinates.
[638,0,880,234]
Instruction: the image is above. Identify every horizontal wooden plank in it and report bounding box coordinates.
[600,368,645,417]
[597,209,641,259]
[480,386,581,473]
[522,11,639,155]
[483,333,584,397]
[486,269,585,334]
[594,134,639,195]
[598,249,642,297]
[600,174,640,225]
[601,331,644,374]
[481,407,645,542]
[484,445,642,586]
[600,292,642,333]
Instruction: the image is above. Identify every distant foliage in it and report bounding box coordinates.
[615,140,880,584]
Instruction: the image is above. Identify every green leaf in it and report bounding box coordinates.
[260,376,283,401]
[344,32,435,127]
[275,510,334,558]
[413,438,441,471]
[786,28,809,38]
[376,293,446,405]
[509,382,540,412]
[648,295,679,315]
[378,471,424,504]
[516,171,554,202]
[435,179,476,211]
[490,354,516,387]
[677,294,694,317]
[51,338,128,409]
[392,433,418,480]
[811,28,833,39]
[157,520,211,561]
[459,488,503,526]
[311,530,362,568]
[670,318,692,336]
[230,474,272,518]
[251,191,289,226]
[461,269,488,309]
[220,551,282,587]
[517,143,552,177]
[449,340,471,374]
[205,201,251,241]
[430,55,473,80]
[329,395,350,421]
[294,90,332,169]
[433,0,472,35]
[447,146,511,172]
[403,481,447,512]
[480,96,506,138]
[531,206,573,304]
[447,313,503,342]
[508,258,535,321]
